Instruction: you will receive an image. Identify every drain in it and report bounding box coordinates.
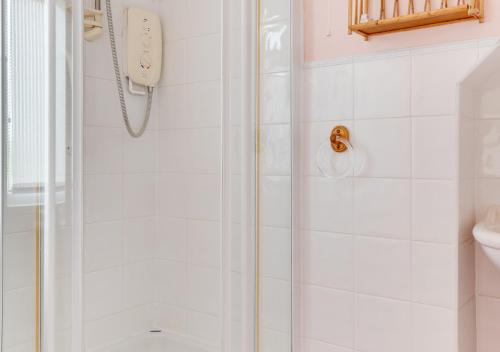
[149,329,162,333]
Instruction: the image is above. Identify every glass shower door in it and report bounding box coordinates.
[1,0,79,351]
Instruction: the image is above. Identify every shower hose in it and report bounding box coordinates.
[104,0,153,138]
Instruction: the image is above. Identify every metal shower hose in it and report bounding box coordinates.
[104,0,153,138]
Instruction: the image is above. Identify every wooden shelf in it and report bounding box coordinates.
[349,4,483,40]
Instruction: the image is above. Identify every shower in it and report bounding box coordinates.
[0,0,295,351]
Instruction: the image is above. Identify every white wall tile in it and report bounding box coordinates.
[303,64,353,122]
[355,295,411,352]
[84,78,121,127]
[154,305,187,335]
[158,85,189,130]
[412,46,477,116]
[84,267,123,321]
[302,231,353,291]
[155,217,187,261]
[123,130,158,174]
[302,177,353,233]
[412,242,455,308]
[355,237,411,300]
[156,260,188,306]
[477,296,500,352]
[85,174,123,223]
[353,178,410,238]
[188,220,220,268]
[187,266,220,315]
[412,180,458,243]
[84,127,123,174]
[157,173,188,218]
[354,54,410,119]
[187,0,221,37]
[302,285,354,348]
[124,217,155,264]
[188,81,222,128]
[412,117,457,179]
[123,261,154,308]
[123,173,156,219]
[187,174,220,221]
[412,304,455,352]
[186,35,221,82]
[161,40,187,86]
[84,221,123,272]
[477,246,500,298]
[187,311,221,347]
[354,118,411,178]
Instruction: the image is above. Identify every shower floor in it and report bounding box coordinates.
[106,332,214,352]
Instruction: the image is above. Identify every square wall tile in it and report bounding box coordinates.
[475,120,500,178]
[187,266,220,315]
[156,260,188,306]
[84,174,123,223]
[412,46,477,116]
[412,117,457,179]
[186,35,221,83]
[187,174,221,221]
[84,267,122,321]
[354,54,410,119]
[187,220,220,268]
[123,130,158,174]
[477,245,500,298]
[412,304,455,352]
[302,285,354,348]
[123,261,154,308]
[477,296,500,352]
[156,217,188,261]
[303,64,353,122]
[302,177,353,234]
[123,217,155,264]
[84,127,122,174]
[354,118,411,178]
[412,242,455,308]
[123,173,156,219]
[353,178,410,239]
[355,294,411,352]
[412,179,458,244]
[355,237,411,300]
[161,40,187,86]
[302,231,353,291]
[83,221,123,273]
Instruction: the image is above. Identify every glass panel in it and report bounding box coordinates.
[257,0,292,351]
[1,0,74,351]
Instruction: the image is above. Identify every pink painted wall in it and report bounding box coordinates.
[304,0,500,62]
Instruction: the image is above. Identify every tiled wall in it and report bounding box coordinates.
[301,39,499,352]
[83,0,222,349]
